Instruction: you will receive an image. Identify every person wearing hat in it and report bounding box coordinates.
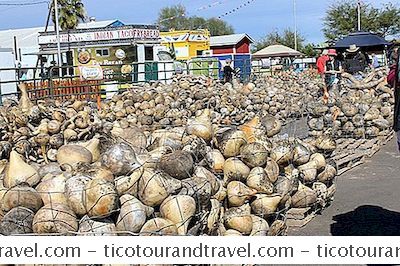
[323,49,342,102]
[346,44,359,53]
[222,58,234,84]
[343,44,368,74]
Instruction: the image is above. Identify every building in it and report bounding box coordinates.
[0,20,174,98]
[160,29,210,60]
[0,19,124,68]
[0,20,125,96]
[208,33,254,80]
[210,33,253,55]
[38,23,162,81]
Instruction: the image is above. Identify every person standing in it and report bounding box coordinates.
[316,49,329,100]
[371,53,380,69]
[343,44,367,74]
[324,49,342,102]
[387,49,400,151]
[316,49,329,77]
[222,58,234,84]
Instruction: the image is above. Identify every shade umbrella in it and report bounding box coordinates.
[334,31,390,49]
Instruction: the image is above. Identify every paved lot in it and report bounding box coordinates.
[289,138,400,236]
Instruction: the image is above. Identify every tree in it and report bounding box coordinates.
[323,1,400,41]
[157,5,234,36]
[302,43,318,57]
[52,0,87,30]
[157,4,189,31]
[376,3,400,37]
[252,29,305,52]
[206,18,234,36]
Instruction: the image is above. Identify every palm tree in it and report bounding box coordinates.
[52,0,87,30]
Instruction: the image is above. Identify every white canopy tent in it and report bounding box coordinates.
[253,44,302,58]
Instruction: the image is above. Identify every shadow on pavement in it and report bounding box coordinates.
[331,205,400,236]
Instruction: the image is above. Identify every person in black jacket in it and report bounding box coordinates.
[343,44,368,74]
[222,59,234,84]
[323,49,342,102]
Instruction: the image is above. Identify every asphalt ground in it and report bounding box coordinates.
[289,137,400,237]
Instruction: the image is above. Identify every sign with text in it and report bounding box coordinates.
[79,65,104,80]
[39,28,160,45]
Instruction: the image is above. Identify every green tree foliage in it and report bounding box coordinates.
[253,29,318,57]
[323,1,400,41]
[52,0,87,30]
[252,29,305,52]
[302,43,318,57]
[206,18,234,36]
[157,5,234,36]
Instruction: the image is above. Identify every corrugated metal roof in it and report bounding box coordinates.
[210,33,254,47]
[0,20,121,49]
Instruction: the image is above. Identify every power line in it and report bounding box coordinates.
[197,0,228,11]
[0,1,48,6]
[218,0,257,19]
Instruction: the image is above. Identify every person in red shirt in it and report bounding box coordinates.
[316,49,329,76]
[316,49,329,102]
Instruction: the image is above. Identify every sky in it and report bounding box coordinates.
[0,0,398,44]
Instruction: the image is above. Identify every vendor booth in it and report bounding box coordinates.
[38,24,163,83]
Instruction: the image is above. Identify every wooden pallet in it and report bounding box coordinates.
[335,152,366,175]
[377,130,394,146]
[330,131,394,176]
[286,207,316,228]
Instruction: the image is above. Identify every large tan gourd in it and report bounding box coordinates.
[223,204,253,235]
[36,174,68,206]
[80,138,101,162]
[139,218,178,236]
[4,151,40,188]
[78,215,117,236]
[33,204,78,235]
[250,215,269,236]
[57,145,92,167]
[138,169,181,207]
[204,149,225,173]
[250,194,282,218]
[116,195,154,234]
[1,185,43,212]
[226,181,257,207]
[186,109,213,141]
[246,167,274,194]
[223,158,250,184]
[115,166,143,196]
[65,174,92,217]
[160,195,196,235]
[83,178,119,218]
[291,182,318,208]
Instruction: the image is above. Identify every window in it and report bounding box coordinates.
[145,46,154,61]
[96,48,109,57]
[197,50,204,56]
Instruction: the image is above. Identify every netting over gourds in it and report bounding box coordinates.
[0,68,393,236]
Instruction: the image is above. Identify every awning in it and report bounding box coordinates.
[334,31,390,48]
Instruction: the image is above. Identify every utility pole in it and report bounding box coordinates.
[54,0,62,77]
[357,0,361,31]
[293,0,298,51]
